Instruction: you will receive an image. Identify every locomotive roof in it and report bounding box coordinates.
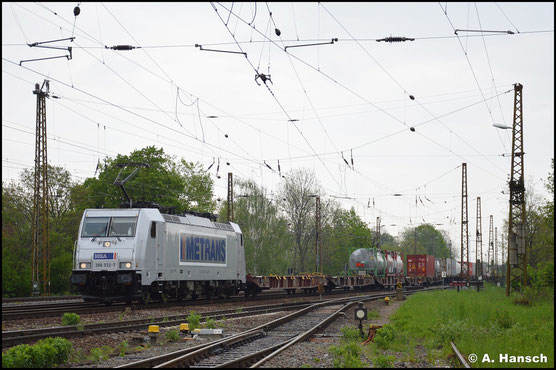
[161,213,237,233]
[84,208,240,233]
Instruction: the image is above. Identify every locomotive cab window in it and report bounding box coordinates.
[150,221,156,238]
[109,217,137,237]
[81,216,137,238]
[81,217,109,237]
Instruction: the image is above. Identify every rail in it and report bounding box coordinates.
[450,341,471,368]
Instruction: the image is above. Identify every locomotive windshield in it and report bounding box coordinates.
[81,216,137,238]
[109,216,137,237]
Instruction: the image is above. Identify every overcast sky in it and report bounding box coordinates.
[2,2,554,261]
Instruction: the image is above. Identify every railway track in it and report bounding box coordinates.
[2,295,82,304]
[1,300,312,348]
[1,286,409,320]
[117,287,450,368]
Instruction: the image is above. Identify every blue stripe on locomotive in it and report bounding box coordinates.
[180,234,226,264]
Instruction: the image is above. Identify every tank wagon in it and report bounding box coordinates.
[347,248,404,288]
[70,208,246,303]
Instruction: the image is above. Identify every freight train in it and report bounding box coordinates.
[70,206,476,304]
[348,248,477,286]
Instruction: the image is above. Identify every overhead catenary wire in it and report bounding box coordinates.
[438,2,510,158]
[28,1,317,182]
[19,2,286,184]
[2,57,282,176]
[320,2,509,177]
[210,1,346,194]
[4,3,538,245]
[208,3,513,188]
[264,3,345,177]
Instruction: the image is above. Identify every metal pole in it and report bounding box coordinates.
[31,81,50,296]
[476,197,482,277]
[506,83,526,296]
[414,227,417,279]
[461,163,469,280]
[315,195,321,273]
[227,172,233,222]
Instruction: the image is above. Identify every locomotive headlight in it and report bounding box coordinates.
[79,262,91,269]
[103,241,111,248]
[119,262,132,269]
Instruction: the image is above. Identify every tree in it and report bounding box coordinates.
[322,207,374,275]
[226,179,291,275]
[526,160,554,266]
[83,146,216,213]
[2,180,32,297]
[276,168,321,273]
[2,164,79,297]
[398,224,449,257]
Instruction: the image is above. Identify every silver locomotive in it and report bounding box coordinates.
[70,208,246,303]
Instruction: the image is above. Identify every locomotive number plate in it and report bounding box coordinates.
[94,262,117,268]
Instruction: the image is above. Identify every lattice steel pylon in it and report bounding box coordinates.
[475,197,482,277]
[506,83,527,296]
[494,226,498,277]
[488,215,494,276]
[31,81,50,296]
[461,163,469,280]
[315,195,321,273]
[376,216,381,248]
[227,172,233,222]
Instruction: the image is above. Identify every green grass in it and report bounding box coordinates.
[385,284,553,368]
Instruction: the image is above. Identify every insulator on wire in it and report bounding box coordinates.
[376,36,415,43]
[106,45,137,51]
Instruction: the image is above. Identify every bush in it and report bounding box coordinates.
[513,294,531,306]
[529,262,554,288]
[341,326,363,341]
[117,340,129,357]
[204,317,217,329]
[186,312,202,331]
[2,337,73,368]
[165,329,180,342]
[431,319,464,345]
[493,309,513,329]
[329,342,365,368]
[373,324,395,349]
[367,310,380,320]
[374,354,395,368]
[61,312,80,326]
[88,346,113,363]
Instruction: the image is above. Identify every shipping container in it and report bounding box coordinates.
[406,255,435,277]
[439,257,461,277]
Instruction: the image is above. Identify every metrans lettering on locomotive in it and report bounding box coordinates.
[180,234,227,264]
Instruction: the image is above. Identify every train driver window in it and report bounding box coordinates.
[81,217,109,237]
[150,221,156,238]
[109,217,137,237]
